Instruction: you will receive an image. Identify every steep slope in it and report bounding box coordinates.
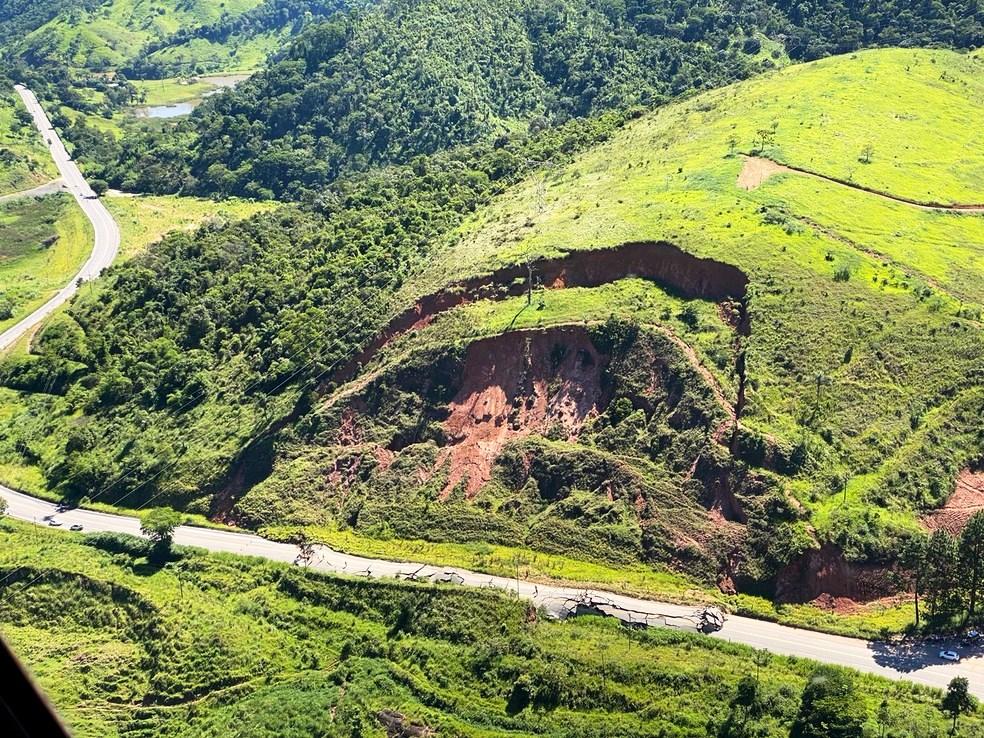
[1,49,983,610]
[236,47,984,597]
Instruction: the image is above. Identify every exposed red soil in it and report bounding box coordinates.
[775,543,900,604]
[437,326,610,497]
[923,469,984,534]
[329,241,749,390]
[809,592,910,616]
[737,156,792,190]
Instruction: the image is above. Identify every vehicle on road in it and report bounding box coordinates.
[47,519,62,527]
[69,524,83,532]
[940,650,961,662]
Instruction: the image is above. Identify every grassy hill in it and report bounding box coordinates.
[0,517,975,738]
[6,0,263,71]
[231,47,984,617]
[0,47,982,633]
[1,0,359,77]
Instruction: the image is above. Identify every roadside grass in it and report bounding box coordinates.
[0,194,91,333]
[0,89,57,195]
[105,193,277,260]
[0,519,970,738]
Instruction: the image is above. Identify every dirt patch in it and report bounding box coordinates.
[923,469,984,534]
[329,240,749,390]
[737,156,793,190]
[437,326,609,497]
[775,543,900,604]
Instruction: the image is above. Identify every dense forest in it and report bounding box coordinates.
[68,0,984,200]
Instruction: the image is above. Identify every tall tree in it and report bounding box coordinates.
[140,507,183,561]
[900,535,928,626]
[960,511,984,622]
[791,665,866,738]
[923,528,962,621]
[941,677,975,735]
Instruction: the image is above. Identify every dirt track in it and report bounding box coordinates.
[738,155,984,213]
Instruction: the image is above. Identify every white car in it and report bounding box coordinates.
[47,519,62,527]
[940,650,961,662]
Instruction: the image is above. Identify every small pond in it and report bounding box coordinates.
[135,102,196,119]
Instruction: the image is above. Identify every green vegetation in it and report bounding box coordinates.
[90,0,984,200]
[2,0,264,72]
[139,507,182,560]
[2,48,983,635]
[104,192,277,260]
[0,87,56,195]
[0,518,979,738]
[0,193,91,331]
[403,47,984,569]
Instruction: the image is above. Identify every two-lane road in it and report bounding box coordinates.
[0,85,119,352]
[3,484,983,698]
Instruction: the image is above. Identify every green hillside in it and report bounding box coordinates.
[357,46,984,572]
[6,0,263,71]
[88,0,984,200]
[1,48,982,634]
[0,518,974,738]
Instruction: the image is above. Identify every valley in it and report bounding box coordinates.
[1,1,984,736]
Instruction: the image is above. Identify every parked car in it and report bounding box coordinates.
[939,650,961,662]
[69,524,83,532]
[47,519,62,527]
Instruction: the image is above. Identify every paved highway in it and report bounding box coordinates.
[0,86,120,352]
[2,484,982,697]
[0,84,979,701]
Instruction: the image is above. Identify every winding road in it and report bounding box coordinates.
[1,85,981,700]
[3,484,984,697]
[0,85,119,352]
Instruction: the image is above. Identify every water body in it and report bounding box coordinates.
[136,102,196,119]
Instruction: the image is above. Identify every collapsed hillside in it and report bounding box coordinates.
[0,49,982,614]
[229,240,814,593]
[237,319,801,590]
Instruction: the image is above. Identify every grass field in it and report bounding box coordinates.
[105,193,277,260]
[0,518,974,738]
[0,89,58,196]
[130,73,253,107]
[0,194,92,334]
